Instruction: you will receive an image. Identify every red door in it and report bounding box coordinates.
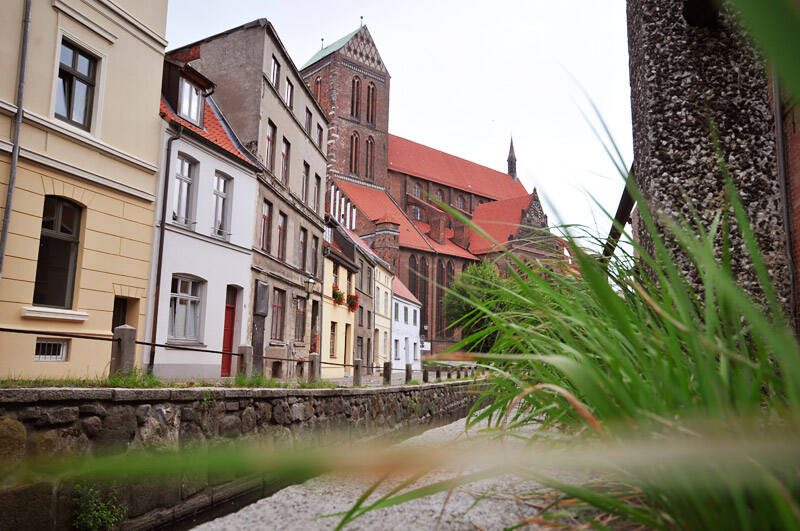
[221,286,237,376]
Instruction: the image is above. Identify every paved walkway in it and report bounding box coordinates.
[194,415,579,530]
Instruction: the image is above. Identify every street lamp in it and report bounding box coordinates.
[304,277,315,297]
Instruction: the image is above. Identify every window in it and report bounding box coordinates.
[169,276,203,341]
[332,266,339,289]
[394,339,399,360]
[261,200,272,252]
[33,196,81,308]
[394,302,399,321]
[284,79,294,109]
[367,310,371,328]
[317,124,324,148]
[294,297,306,341]
[404,338,409,362]
[304,108,312,134]
[177,77,204,125]
[330,322,337,357]
[436,189,444,202]
[55,40,96,130]
[456,195,465,210]
[365,137,375,179]
[366,82,376,124]
[409,256,417,295]
[313,175,321,213]
[266,121,277,173]
[298,227,308,271]
[404,306,408,324]
[413,309,418,326]
[270,288,286,340]
[366,267,372,295]
[349,132,359,175]
[172,155,194,225]
[411,205,421,221]
[359,306,364,326]
[347,272,352,295]
[35,338,69,362]
[270,56,280,87]
[302,162,310,203]
[281,138,291,185]
[212,174,231,238]
[356,336,363,360]
[351,76,361,118]
[384,292,388,314]
[413,184,422,198]
[414,343,419,360]
[311,236,319,276]
[419,257,429,333]
[314,76,321,99]
[277,212,287,260]
[384,331,389,358]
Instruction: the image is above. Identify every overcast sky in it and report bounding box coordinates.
[166,0,632,239]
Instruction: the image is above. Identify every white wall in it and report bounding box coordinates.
[391,295,422,371]
[146,129,258,378]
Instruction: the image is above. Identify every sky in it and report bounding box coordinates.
[165,0,633,240]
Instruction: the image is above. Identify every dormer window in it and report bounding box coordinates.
[178,77,202,124]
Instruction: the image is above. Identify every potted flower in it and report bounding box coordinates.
[346,293,359,312]
[332,286,345,305]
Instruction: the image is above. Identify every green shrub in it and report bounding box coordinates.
[73,482,126,531]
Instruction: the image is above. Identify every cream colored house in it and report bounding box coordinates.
[320,222,357,379]
[373,261,393,371]
[0,0,167,377]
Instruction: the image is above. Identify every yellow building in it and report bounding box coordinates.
[373,261,393,370]
[0,0,167,377]
[320,223,357,379]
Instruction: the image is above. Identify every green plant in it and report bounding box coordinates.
[199,390,214,410]
[73,482,126,530]
[297,379,337,389]
[406,379,420,386]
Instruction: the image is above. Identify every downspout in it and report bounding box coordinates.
[772,72,798,331]
[147,123,183,373]
[0,0,33,283]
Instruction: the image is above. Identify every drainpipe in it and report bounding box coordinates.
[772,72,797,331]
[0,0,33,283]
[147,123,183,373]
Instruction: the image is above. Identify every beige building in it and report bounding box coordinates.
[0,0,167,377]
[321,221,357,379]
[373,260,393,371]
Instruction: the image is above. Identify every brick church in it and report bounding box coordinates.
[300,26,562,353]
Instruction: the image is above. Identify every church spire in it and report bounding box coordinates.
[507,136,517,181]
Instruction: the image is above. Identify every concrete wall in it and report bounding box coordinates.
[0,380,482,530]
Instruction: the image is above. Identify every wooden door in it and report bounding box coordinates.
[221,286,237,376]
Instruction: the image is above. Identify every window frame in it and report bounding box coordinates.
[365,137,375,180]
[298,227,308,271]
[212,173,232,239]
[33,196,82,309]
[294,296,306,342]
[350,76,361,119]
[266,121,277,173]
[177,76,203,126]
[310,236,319,276]
[168,275,204,342]
[261,200,273,253]
[301,162,310,203]
[281,138,291,185]
[277,212,288,260]
[304,108,312,134]
[349,132,360,175]
[35,338,69,362]
[270,288,286,341]
[330,322,337,358]
[54,39,97,131]
[316,124,324,148]
[313,175,321,213]
[284,78,294,109]
[172,155,195,227]
[270,56,281,88]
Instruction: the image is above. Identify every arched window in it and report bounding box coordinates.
[411,205,421,221]
[435,189,444,202]
[366,82,376,124]
[314,76,321,100]
[413,184,422,198]
[365,136,375,179]
[350,76,361,119]
[408,255,418,296]
[445,261,455,338]
[455,195,465,210]
[34,196,82,308]
[349,131,359,175]
[419,257,429,335]
[436,260,446,338]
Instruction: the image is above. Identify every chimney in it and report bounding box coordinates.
[429,217,446,245]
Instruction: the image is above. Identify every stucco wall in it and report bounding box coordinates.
[391,296,422,371]
[321,256,355,378]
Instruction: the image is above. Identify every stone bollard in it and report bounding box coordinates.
[423,367,429,383]
[405,364,412,384]
[353,358,362,387]
[308,354,319,382]
[237,345,253,377]
[383,362,392,386]
[110,325,136,376]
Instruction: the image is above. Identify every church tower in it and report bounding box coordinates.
[507,137,517,181]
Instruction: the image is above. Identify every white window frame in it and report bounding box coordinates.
[168,275,204,342]
[172,154,196,227]
[212,173,232,239]
[178,77,203,125]
[34,338,69,362]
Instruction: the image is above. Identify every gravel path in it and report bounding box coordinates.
[194,415,579,530]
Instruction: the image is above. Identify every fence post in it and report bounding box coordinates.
[353,358,362,387]
[405,363,412,384]
[110,325,136,376]
[383,362,392,386]
[238,345,253,377]
[308,354,319,382]
[423,366,429,383]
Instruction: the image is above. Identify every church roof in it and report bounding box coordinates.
[301,27,360,69]
[468,193,536,254]
[388,135,528,201]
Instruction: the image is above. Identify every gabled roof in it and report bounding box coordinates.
[344,226,392,272]
[392,276,421,306]
[388,134,528,201]
[160,96,260,170]
[468,193,535,254]
[301,27,360,69]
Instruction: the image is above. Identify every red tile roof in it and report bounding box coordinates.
[160,97,257,168]
[388,134,528,201]
[468,194,534,254]
[392,276,421,306]
[344,226,391,271]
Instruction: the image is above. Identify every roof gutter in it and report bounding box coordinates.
[0,0,32,284]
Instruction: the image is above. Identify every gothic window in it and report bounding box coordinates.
[350,76,361,119]
[314,76,321,100]
[455,195,465,210]
[365,137,375,180]
[366,82,376,124]
[411,205,421,221]
[413,184,422,198]
[436,260,445,338]
[408,255,418,296]
[349,132,360,175]
[446,261,455,338]
[419,257,428,334]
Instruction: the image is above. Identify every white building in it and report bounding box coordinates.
[144,60,261,378]
[391,276,422,371]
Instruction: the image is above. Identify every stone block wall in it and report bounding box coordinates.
[0,381,481,530]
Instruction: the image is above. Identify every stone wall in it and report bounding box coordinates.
[0,381,482,530]
[627,0,793,314]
